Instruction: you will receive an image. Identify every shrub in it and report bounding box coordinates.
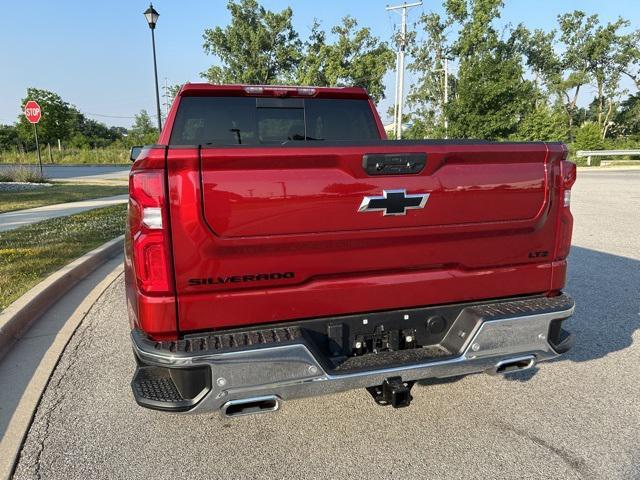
[573,122,604,152]
[0,147,129,165]
[515,106,569,142]
[0,166,49,183]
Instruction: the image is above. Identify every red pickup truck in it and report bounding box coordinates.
[126,83,576,416]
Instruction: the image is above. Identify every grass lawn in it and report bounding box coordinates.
[0,183,128,214]
[0,204,127,311]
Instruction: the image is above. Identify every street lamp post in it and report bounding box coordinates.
[144,3,162,132]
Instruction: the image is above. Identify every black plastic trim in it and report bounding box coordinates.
[131,363,211,412]
[362,153,426,175]
[547,318,575,354]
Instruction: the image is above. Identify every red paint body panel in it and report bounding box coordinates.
[126,85,573,338]
[198,145,549,237]
[168,143,566,332]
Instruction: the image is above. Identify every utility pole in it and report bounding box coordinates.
[392,52,400,137]
[443,57,449,138]
[387,1,422,140]
[163,77,169,121]
[435,56,450,138]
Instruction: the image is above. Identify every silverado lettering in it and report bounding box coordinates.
[188,272,295,286]
[126,84,576,415]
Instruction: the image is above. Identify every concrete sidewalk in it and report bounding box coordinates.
[0,195,128,233]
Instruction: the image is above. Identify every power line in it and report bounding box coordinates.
[82,112,138,119]
[83,111,161,119]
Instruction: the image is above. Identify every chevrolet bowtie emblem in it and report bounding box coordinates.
[358,189,429,216]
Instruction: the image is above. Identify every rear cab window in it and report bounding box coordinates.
[169,96,381,145]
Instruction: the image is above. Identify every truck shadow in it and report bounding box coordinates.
[420,245,640,385]
[504,245,639,383]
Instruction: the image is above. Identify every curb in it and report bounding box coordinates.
[0,260,124,480]
[0,235,124,360]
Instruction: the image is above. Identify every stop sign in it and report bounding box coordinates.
[24,100,42,124]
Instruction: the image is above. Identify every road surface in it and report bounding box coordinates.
[11,170,640,479]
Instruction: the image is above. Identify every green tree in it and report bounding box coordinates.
[514,105,569,141]
[16,88,74,147]
[128,110,158,145]
[67,116,124,148]
[296,20,327,86]
[14,88,127,150]
[406,12,453,137]
[513,26,562,109]
[296,17,394,102]
[573,122,604,151]
[200,2,393,102]
[0,125,19,151]
[538,11,639,138]
[562,13,637,138]
[408,0,534,140]
[447,50,534,139]
[620,29,640,89]
[613,93,640,138]
[201,0,301,84]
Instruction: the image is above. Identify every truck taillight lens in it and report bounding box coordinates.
[142,207,163,229]
[556,160,576,260]
[561,160,577,197]
[129,170,174,295]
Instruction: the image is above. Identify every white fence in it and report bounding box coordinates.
[576,149,640,166]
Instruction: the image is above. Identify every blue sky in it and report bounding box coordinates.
[1,0,638,128]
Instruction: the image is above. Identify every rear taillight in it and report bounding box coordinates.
[555,159,576,260]
[129,170,174,295]
[560,160,577,204]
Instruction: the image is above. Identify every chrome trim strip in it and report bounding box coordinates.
[131,306,574,414]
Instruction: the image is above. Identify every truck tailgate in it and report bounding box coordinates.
[167,141,565,332]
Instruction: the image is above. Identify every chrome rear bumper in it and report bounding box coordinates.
[131,295,574,414]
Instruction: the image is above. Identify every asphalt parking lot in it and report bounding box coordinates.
[12,170,640,479]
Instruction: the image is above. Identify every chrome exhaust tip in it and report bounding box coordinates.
[221,395,280,418]
[489,355,536,376]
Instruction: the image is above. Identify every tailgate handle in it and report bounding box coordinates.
[362,153,426,175]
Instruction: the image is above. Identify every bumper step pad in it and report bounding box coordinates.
[334,345,453,372]
[131,366,211,412]
[150,326,303,356]
[466,295,575,321]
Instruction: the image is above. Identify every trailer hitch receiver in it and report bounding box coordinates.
[366,376,414,408]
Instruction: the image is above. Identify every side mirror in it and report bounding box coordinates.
[130,146,143,162]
